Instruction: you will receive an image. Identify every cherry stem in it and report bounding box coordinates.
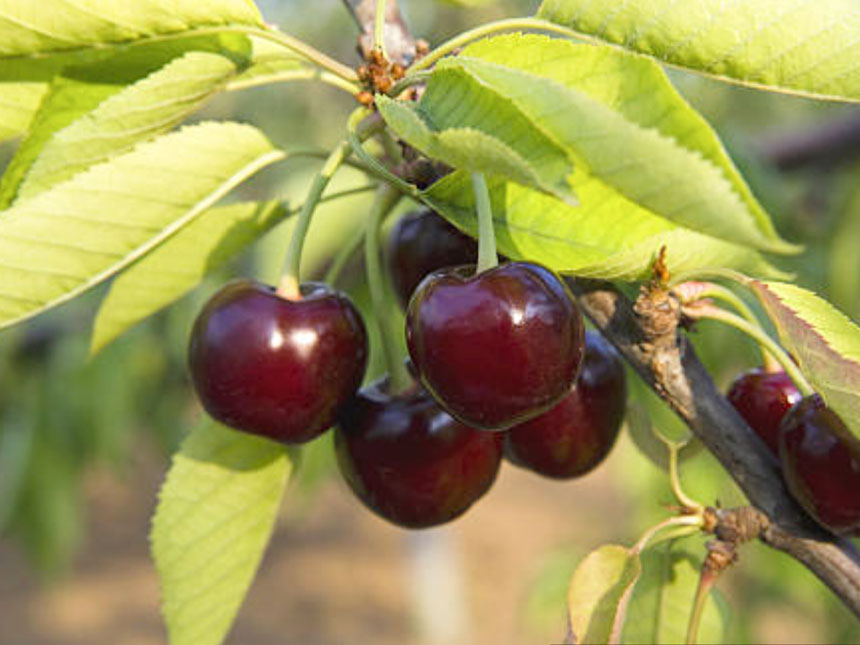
[374,0,389,59]
[685,304,815,396]
[686,569,717,645]
[674,282,778,371]
[667,442,705,514]
[278,140,352,298]
[366,184,412,393]
[472,172,498,273]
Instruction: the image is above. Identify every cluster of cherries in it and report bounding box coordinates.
[188,209,626,528]
[728,369,860,536]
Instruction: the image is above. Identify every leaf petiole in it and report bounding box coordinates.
[683,303,814,396]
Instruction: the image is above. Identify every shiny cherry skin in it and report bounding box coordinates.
[189,279,367,444]
[727,368,801,457]
[406,262,585,430]
[505,331,626,479]
[335,377,503,528]
[387,209,478,309]
[779,395,860,536]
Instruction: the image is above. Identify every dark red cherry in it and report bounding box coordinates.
[406,262,585,430]
[505,331,626,479]
[334,377,503,528]
[727,368,801,457]
[189,279,367,444]
[388,209,478,308]
[779,395,860,536]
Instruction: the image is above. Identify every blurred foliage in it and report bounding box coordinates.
[0,0,858,642]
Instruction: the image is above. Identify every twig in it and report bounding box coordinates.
[567,278,860,618]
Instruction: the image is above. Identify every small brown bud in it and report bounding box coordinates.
[356,90,374,107]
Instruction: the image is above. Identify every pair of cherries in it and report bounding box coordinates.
[728,369,860,536]
[188,209,626,528]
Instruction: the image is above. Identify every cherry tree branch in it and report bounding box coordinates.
[567,278,860,618]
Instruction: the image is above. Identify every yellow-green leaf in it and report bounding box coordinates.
[151,420,291,645]
[537,0,860,102]
[568,544,642,644]
[751,281,860,439]
[0,121,284,330]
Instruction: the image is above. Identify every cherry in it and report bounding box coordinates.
[406,262,585,430]
[334,377,503,528]
[505,331,626,479]
[779,395,860,536]
[188,279,367,444]
[727,368,801,457]
[387,209,477,308]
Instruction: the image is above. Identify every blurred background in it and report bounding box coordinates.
[1,0,859,643]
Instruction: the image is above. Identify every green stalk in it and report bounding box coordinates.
[248,25,359,83]
[471,172,498,273]
[366,185,412,392]
[347,108,420,198]
[686,571,716,645]
[686,304,814,396]
[226,67,359,95]
[278,140,351,298]
[674,282,779,371]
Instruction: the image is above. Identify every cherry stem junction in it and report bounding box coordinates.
[366,184,412,393]
[684,303,814,396]
[472,172,498,273]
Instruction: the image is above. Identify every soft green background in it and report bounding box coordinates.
[0,1,858,644]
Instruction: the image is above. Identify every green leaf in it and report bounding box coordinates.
[0,0,262,60]
[0,75,121,208]
[376,81,576,204]
[537,0,860,102]
[0,81,47,142]
[432,35,795,253]
[90,201,289,355]
[151,420,291,645]
[0,31,251,144]
[567,544,642,644]
[750,281,860,439]
[0,32,251,147]
[12,51,240,204]
[0,121,284,331]
[424,172,787,281]
[622,542,729,644]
